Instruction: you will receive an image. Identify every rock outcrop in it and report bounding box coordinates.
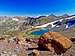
[32,49,40,56]
[38,32,72,54]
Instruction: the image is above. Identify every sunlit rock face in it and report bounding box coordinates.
[38,32,72,54]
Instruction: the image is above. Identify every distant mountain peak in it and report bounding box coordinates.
[48,14,56,17]
[62,14,69,17]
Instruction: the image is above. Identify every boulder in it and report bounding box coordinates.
[48,32,72,49]
[38,32,72,54]
[70,37,75,42]
[32,49,40,56]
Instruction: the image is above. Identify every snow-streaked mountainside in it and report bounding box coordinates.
[0,14,75,33]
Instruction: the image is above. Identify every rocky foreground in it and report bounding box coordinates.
[0,32,75,56]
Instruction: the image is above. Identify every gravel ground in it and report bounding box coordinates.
[0,36,75,56]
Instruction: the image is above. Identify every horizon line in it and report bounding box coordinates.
[0,13,74,17]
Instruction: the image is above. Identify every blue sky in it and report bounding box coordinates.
[0,0,75,16]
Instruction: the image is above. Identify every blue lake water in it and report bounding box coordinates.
[31,28,49,36]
